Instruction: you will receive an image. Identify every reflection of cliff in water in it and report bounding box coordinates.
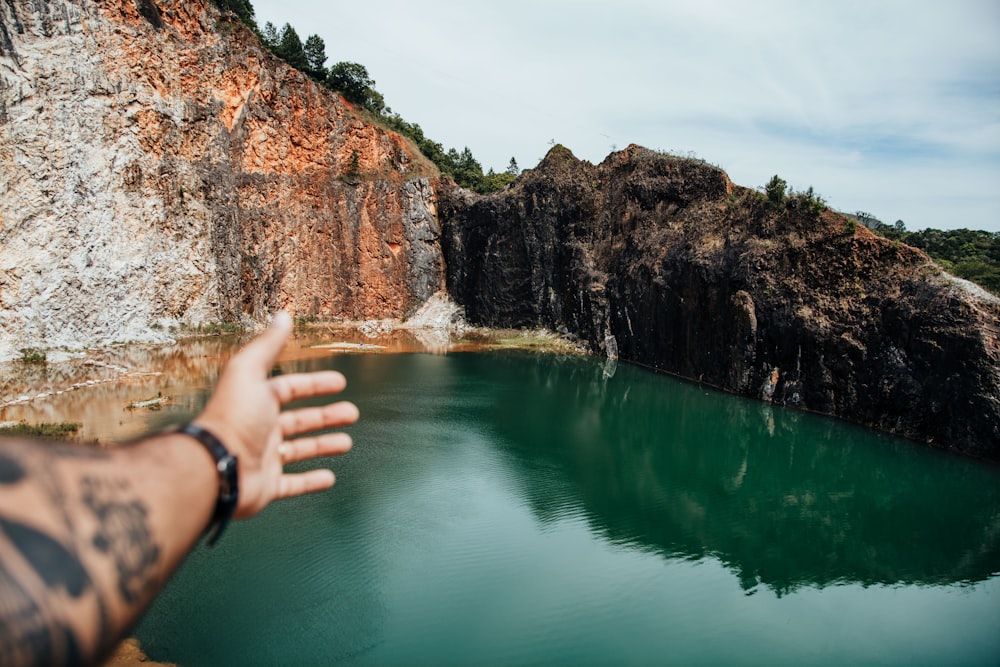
[0,328,458,443]
[480,352,1000,595]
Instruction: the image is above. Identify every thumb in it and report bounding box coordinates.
[234,311,293,377]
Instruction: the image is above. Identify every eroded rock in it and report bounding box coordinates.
[440,145,1000,459]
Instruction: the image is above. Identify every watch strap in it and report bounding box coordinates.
[178,423,239,546]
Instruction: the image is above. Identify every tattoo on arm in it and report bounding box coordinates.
[0,564,84,667]
[0,450,90,666]
[0,443,163,666]
[81,476,161,604]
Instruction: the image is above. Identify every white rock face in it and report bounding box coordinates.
[0,0,216,360]
[0,0,442,361]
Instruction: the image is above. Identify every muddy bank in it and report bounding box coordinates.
[0,323,580,445]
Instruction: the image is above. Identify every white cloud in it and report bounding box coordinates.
[251,0,1000,231]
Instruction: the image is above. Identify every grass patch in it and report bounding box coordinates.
[495,333,562,348]
[0,422,81,439]
[459,329,586,354]
[18,348,47,364]
[179,321,244,336]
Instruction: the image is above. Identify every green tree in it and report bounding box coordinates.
[211,0,255,27]
[765,175,787,207]
[866,225,1000,294]
[261,21,278,49]
[785,185,826,217]
[327,62,384,113]
[483,168,516,192]
[506,157,519,176]
[457,148,489,192]
[303,34,328,81]
[276,23,308,71]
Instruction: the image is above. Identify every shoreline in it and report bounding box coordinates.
[0,322,586,445]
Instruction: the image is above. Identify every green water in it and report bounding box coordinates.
[136,351,1000,666]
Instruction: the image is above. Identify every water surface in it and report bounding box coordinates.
[130,351,1000,666]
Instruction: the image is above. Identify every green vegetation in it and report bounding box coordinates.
[379,113,519,192]
[327,62,385,113]
[452,328,586,355]
[761,175,826,218]
[858,215,1000,293]
[0,422,81,439]
[180,321,244,336]
[765,175,787,207]
[791,186,826,216]
[210,0,256,28]
[234,2,519,193]
[214,3,999,295]
[18,348,46,364]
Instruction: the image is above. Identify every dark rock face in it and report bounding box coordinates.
[440,145,1000,460]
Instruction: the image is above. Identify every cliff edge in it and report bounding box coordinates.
[440,145,1000,459]
[0,0,443,359]
[2,0,997,459]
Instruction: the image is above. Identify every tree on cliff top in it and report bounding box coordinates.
[261,21,278,48]
[327,62,385,114]
[303,34,329,82]
[276,24,309,72]
[765,175,787,207]
[211,0,255,27]
[254,9,514,194]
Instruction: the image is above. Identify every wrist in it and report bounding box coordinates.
[177,423,239,545]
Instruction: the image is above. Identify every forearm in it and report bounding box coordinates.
[0,433,215,666]
[0,312,358,666]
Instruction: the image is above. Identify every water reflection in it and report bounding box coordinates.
[0,328,453,442]
[476,352,1000,594]
[128,349,1000,665]
[6,340,997,597]
[0,337,242,442]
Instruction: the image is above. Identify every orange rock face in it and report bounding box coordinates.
[0,0,442,358]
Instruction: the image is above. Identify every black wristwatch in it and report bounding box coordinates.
[178,423,239,546]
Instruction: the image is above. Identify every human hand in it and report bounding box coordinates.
[193,311,358,518]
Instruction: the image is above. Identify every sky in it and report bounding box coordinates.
[250,0,1000,232]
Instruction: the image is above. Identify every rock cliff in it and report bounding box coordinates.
[0,0,443,360]
[2,0,998,459]
[440,145,1000,459]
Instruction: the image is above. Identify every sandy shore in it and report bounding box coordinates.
[101,638,174,667]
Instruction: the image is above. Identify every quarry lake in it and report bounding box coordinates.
[122,348,1000,666]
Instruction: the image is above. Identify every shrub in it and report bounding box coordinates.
[18,348,46,364]
[788,186,826,217]
[765,175,787,207]
[0,422,81,439]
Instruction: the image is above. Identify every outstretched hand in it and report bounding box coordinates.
[193,311,358,518]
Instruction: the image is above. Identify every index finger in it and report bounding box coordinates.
[271,370,348,405]
[233,311,294,378]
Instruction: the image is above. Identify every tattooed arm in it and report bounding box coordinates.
[0,312,359,666]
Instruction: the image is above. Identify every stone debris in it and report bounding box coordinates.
[358,320,394,338]
[402,292,468,332]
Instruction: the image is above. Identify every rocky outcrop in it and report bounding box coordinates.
[440,145,1000,460]
[0,0,443,360]
[2,0,998,459]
